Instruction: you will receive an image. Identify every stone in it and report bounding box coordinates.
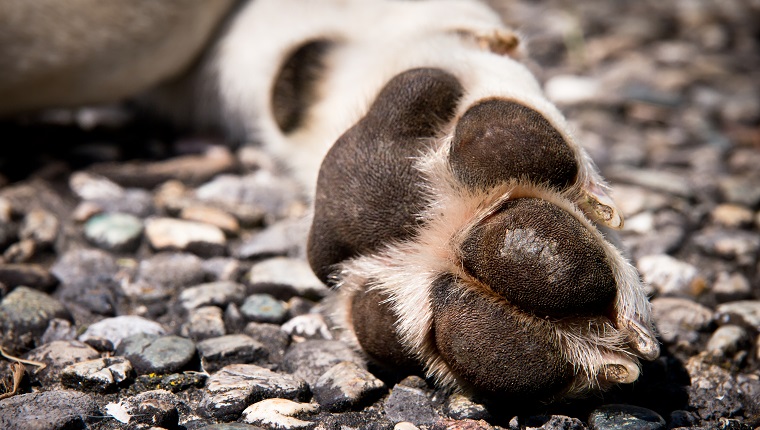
[145,217,227,257]
[523,415,585,430]
[241,294,288,324]
[588,404,665,430]
[244,322,291,365]
[182,305,227,341]
[180,205,240,236]
[116,333,197,375]
[313,361,387,412]
[281,340,366,387]
[651,297,714,346]
[684,356,749,421]
[23,340,100,385]
[50,248,122,315]
[545,74,601,105]
[40,318,78,344]
[202,257,246,282]
[715,301,760,331]
[199,363,309,421]
[281,313,333,341]
[430,419,495,430]
[61,356,134,393]
[136,252,206,290]
[712,272,752,302]
[83,212,143,252]
[706,325,750,359]
[445,394,491,421]
[241,398,318,429]
[178,281,246,311]
[19,208,58,247]
[0,286,72,352]
[384,384,440,425]
[637,254,706,297]
[78,315,167,349]
[710,203,755,228]
[105,389,181,428]
[693,228,760,266]
[0,390,100,430]
[235,218,309,260]
[247,257,329,300]
[196,334,268,373]
[0,263,57,291]
[719,176,760,208]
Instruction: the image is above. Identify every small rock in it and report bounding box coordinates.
[545,74,601,105]
[83,212,143,252]
[116,333,196,375]
[719,176,760,208]
[684,356,746,421]
[710,203,755,228]
[0,286,73,352]
[197,334,268,373]
[637,254,706,297]
[145,217,227,257]
[61,356,134,393]
[247,257,329,300]
[281,340,366,387]
[313,361,387,412]
[182,306,227,341]
[242,398,318,429]
[202,257,246,282]
[588,404,665,430]
[651,297,714,346]
[384,384,440,425]
[180,205,240,236]
[715,301,760,331]
[196,424,264,430]
[70,171,126,201]
[19,208,58,247]
[23,340,100,385]
[606,167,693,199]
[51,248,121,315]
[200,363,309,420]
[244,322,291,365]
[0,390,100,430]
[40,318,78,344]
[137,252,206,291]
[445,393,490,421]
[132,371,207,393]
[0,263,58,291]
[235,218,309,259]
[281,313,333,341]
[78,315,167,349]
[712,272,752,302]
[524,415,585,430]
[706,325,750,359]
[431,419,495,430]
[394,423,420,430]
[106,389,181,428]
[178,281,246,311]
[693,228,760,266]
[241,294,288,324]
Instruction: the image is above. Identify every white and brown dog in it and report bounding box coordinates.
[0,0,659,405]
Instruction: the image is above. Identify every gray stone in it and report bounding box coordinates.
[588,404,665,430]
[715,300,760,331]
[61,356,134,393]
[40,318,78,344]
[78,315,167,349]
[384,384,440,425]
[197,424,265,430]
[178,281,246,311]
[313,361,387,412]
[244,322,291,365]
[137,252,206,290]
[706,325,750,358]
[445,393,491,421]
[242,398,318,429]
[0,286,72,352]
[105,389,181,428]
[281,313,333,341]
[636,254,706,297]
[0,390,100,430]
[235,218,309,260]
[651,297,714,346]
[712,272,753,302]
[180,205,240,236]
[19,208,58,247]
[50,248,121,315]
[281,340,366,387]
[241,294,288,324]
[684,356,747,421]
[202,257,246,282]
[523,415,585,430]
[247,257,329,300]
[719,176,760,208]
[693,228,760,267]
[182,305,227,341]
[23,340,100,385]
[199,363,309,421]
[83,212,143,252]
[145,217,227,257]
[0,263,57,291]
[197,334,268,373]
[116,333,196,375]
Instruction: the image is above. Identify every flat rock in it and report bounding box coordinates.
[636,254,706,297]
[242,398,318,429]
[197,334,268,373]
[50,248,121,315]
[199,363,309,421]
[61,356,134,393]
[588,404,665,430]
[145,217,227,257]
[651,297,714,346]
[78,315,167,349]
[445,394,491,421]
[247,257,329,300]
[384,384,440,426]
[281,313,333,341]
[235,218,308,260]
[182,305,227,341]
[180,205,240,236]
[706,325,750,358]
[136,252,206,290]
[244,322,291,365]
[178,281,246,311]
[281,340,366,387]
[0,286,72,352]
[19,208,58,247]
[0,390,100,430]
[83,212,144,252]
[313,361,386,412]
[105,389,181,428]
[116,333,197,375]
[0,263,58,291]
[241,294,288,324]
[715,300,760,331]
[23,340,100,385]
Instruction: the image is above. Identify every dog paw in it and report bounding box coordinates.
[307,67,659,404]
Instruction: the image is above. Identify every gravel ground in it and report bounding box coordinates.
[1,0,760,429]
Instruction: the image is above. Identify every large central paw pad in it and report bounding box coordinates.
[307,67,659,404]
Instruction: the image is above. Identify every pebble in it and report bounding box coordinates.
[715,300,760,331]
[241,293,289,324]
[313,361,387,412]
[650,297,714,346]
[636,254,706,297]
[0,390,100,430]
[70,171,155,216]
[712,272,752,302]
[83,212,144,252]
[432,419,496,430]
[606,167,693,199]
[199,363,309,420]
[180,205,240,236]
[106,389,181,428]
[0,263,58,291]
[445,394,491,421]
[0,285,73,351]
[587,404,665,430]
[710,203,755,229]
[241,398,318,428]
[196,334,268,373]
[116,333,197,375]
[281,313,333,341]
[244,322,291,365]
[706,325,750,358]
[78,315,167,349]
[281,340,366,387]
[60,356,134,393]
[522,415,585,430]
[182,305,227,341]
[718,176,760,208]
[235,218,308,260]
[197,424,264,430]
[23,340,100,385]
[545,74,601,105]
[693,228,760,266]
[145,217,227,257]
[684,356,748,421]
[202,257,246,282]
[178,281,246,311]
[247,257,329,300]
[137,252,206,290]
[40,318,78,344]
[19,208,59,247]
[384,384,440,425]
[50,248,121,314]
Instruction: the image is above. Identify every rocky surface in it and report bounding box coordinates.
[1,0,760,429]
